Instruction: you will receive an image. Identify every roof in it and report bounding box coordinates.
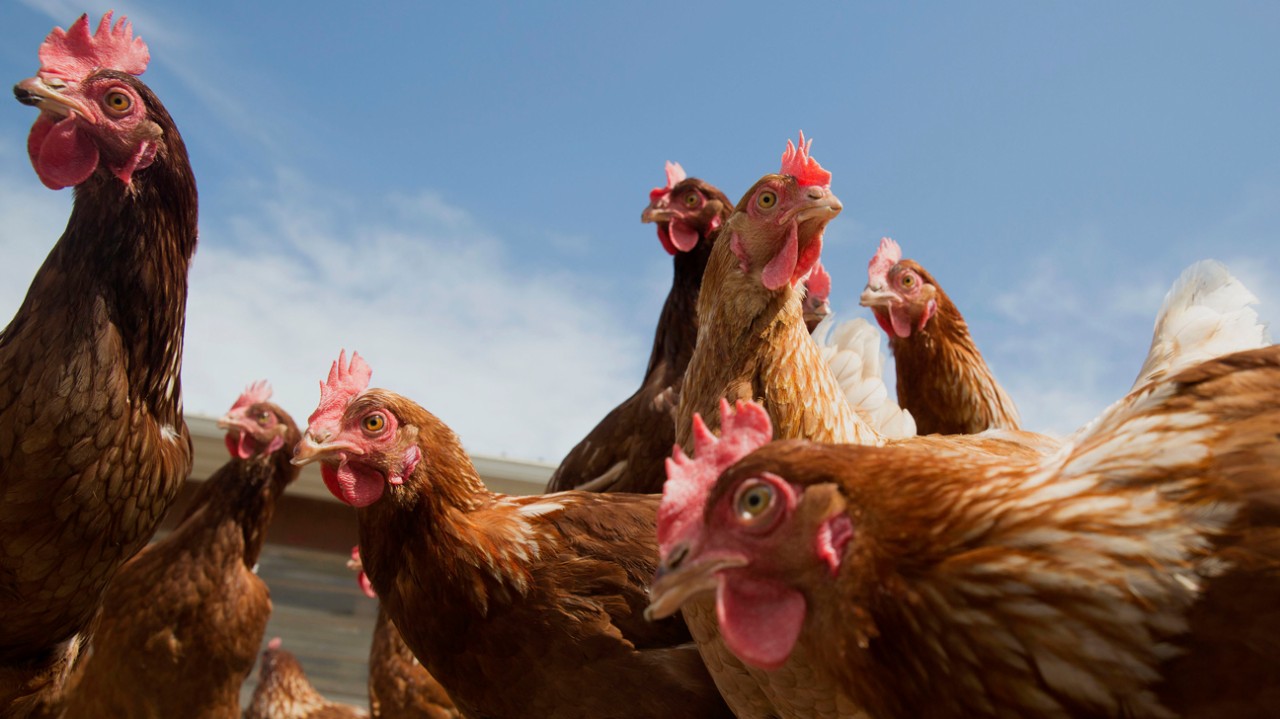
[186,414,554,499]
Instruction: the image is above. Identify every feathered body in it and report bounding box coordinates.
[1,14,196,714]
[60,387,299,719]
[349,547,459,719]
[668,343,1280,718]
[246,640,368,719]
[547,166,731,494]
[860,239,1020,435]
[292,355,732,719]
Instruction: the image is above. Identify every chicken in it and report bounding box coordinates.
[2,13,197,714]
[650,339,1280,718]
[291,352,733,719]
[668,134,928,718]
[802,260,833,332]
[59,382,299,719]
[859,237,1021,434]
[245,639,369,719]
[546,162,732,494]
[347,548,460,719]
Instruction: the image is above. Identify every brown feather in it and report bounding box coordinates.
[246,644,368,719]
[547,179,732,494]
[710,345,1280,718]
[1,70,197,711]
[368,607,459,719]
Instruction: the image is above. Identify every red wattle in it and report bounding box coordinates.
[668,219,700,252]
[29,114,98,190]
[717,574,806,670]
[322,461,385,508]
[656,224,678,255]
[889,305,915,339]
[761,222,799,291]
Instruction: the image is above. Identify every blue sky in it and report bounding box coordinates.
[2,1,1276,460]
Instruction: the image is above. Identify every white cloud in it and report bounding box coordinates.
[0,160,647,463]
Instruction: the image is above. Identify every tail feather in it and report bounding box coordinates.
[1131,260,1270,390]
[812,316,916,439]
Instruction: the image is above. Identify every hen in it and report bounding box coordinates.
[347,548,459,719]
[245,639,369,719]
[668,135,928,718]
[2,13,197,714]
[546,162,732,494]
[859,237,1021,434]
[59,382,299,719]
[292,352,733,719]
[651,340,1280,718]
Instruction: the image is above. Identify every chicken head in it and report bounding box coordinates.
[217,380,293,460]
[642,160,730,253]
[859,237,940,338]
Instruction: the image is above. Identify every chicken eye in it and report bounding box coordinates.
[683,193,701,208]
[104,90,132,115]
[900,273,916,288]
[734,480,775,521]
[255,411,271,426]
[362,413,387,434]
[756,191,778,210]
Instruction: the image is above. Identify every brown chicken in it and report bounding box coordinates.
[59,383,299,719]
[245,639,369,719]
[1,13,197,715]
[348,548,459,719]
[291,352,733,719]
[859,237,1021,434]
[546,162,732,494]
[651,341,1280,718]
[802,259,833,333]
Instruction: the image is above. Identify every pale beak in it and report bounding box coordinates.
[645,548,748,621]
[642,206,674,224]
[859,286,898,308]
[13,76,96,124]
[291,432,364,466]
[783,187,843,225]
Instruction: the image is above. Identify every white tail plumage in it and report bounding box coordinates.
[811,316,916,439]
[1131,260,1270,391]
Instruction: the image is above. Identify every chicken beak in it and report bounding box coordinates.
[13,77,96,124]
[291,433,363,467]
[787,188,843,225]
[645,550,748,622]
[642,206,674,224]
[859,286,898,309]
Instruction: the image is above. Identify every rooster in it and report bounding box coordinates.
[245,639,369,719]
[292,352,733,719]
[59,382,299,719]
[650,338,1280,718]
[347,548,460,719]
[859,237,1021,434]
[2,13,197,714]
[546,162,732,494]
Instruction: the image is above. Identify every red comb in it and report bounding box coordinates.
[779,131,831,188]
[657,400,773,553]
[804,260,832,302]
[649,160,688,203]
[38,12,150,83]
[867,237,902,288]
[229,380,272,412]
[308,350,372,427]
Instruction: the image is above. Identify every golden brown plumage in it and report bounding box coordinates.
[547,173,732,494]
[860,239,1020,435]
[2,14,197,714]
[245,640,368,719]
[663,344,1280,718]
[292,354,733,719]
[59,388,299,719]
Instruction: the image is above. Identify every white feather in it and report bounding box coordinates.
[811,316,916,439]
[1131,259,1270,390]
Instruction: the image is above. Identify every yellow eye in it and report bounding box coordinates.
[683,193,700,208]
[734,481,775,520]
[256,411,271,426]
[900,274,915,287]
[104,91,132,115]
[362,413,386,434]
[756,190,778,210]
